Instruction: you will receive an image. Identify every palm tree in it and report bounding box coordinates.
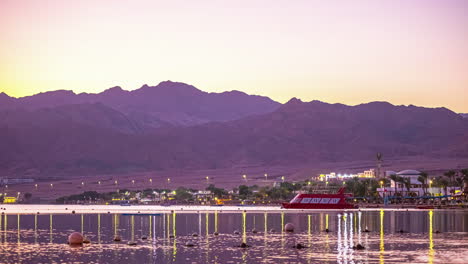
[389,174,399,195]
[417,172,428,196]
[402,177,411,196]
[460,169,468,191]
[434,176,449,195]
[444,170,456,187]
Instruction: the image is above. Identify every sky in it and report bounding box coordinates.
[1,0,467,112]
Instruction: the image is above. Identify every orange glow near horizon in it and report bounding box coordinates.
[1,0,467,112]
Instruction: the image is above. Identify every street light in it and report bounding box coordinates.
[149,179,153,185]
[35,184,38,189]
[264,173,268,181]
[205,176,209,184]
[50,183,53,188]
[380,181,384,188]
[281,176,285,182]
[132,179,135,185]
[242,174,247,182]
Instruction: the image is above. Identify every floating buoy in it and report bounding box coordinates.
[127,240,137,246]
[213,232,219,236]
[284,223,295,232]
[269,228,275,233]
[294,243,307,249]
[234,230,240,235]
[83,238,91,244]
[185,241,195,247]
[113,235,122,242]
[68,232,84,245]
[169,235,175,239]
[435,230,441,234]
[239,242,250,248]
[141,236,148,240]
[352,244,365,250]
[252,228,258,234]
[192,233,199,237]
[71,210,76,214]
[398,229,405,233]
[325,228,329,233]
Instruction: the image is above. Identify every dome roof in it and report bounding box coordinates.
[397,169,421,176]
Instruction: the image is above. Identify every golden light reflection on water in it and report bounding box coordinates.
[215,210,218,233]
[167,213,171,239]
[49,214,53,243]
[380,209,385,264]
[97,214,101,244]
[115,214,120,237]
[81,214,84,234]
[34,214,37,244]
[4,214,7,240]
[173,212,177,237]
[17,214,20,244]
[173,212,178,262]
[428,210,434,264]
[308,215,311,246]
[149,215,152,238]
[131,215,135,241]
[326,213,329,230]
[242,211,247,244]
[280,211,284,249]
[205,213,209,264]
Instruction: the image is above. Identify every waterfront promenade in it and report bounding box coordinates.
[1,204,462,215]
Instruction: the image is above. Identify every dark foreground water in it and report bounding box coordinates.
[0,210,467,263]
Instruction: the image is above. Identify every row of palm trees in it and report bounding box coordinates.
[388,169,468,196]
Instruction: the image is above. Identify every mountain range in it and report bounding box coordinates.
[0,81,280,129]
[1,81,468,177]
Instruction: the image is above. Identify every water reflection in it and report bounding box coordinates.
[0,210,466,263]
[380,210,384,264]
[428,210,434,264]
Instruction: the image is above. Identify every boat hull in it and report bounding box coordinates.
[282,203,356,209]
[281,188,357,210]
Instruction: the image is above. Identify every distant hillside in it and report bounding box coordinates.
[0,81,280,128]
[461,113,468,119]
[1,97,467,177]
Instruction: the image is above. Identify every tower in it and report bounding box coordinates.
[376,153,383,178]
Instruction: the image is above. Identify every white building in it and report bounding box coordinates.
[377,169,460,197]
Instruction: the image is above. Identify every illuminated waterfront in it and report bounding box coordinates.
[0,209,466,263]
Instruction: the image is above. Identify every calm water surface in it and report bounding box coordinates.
[0,210,467,263]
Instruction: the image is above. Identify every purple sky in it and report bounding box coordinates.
[1,0,467,112]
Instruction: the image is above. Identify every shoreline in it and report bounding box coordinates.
[1,204,466,215]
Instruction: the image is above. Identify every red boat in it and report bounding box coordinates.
[282,187,357,209]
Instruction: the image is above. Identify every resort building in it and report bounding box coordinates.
[376,169,461,197]
[318,169,375,181]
